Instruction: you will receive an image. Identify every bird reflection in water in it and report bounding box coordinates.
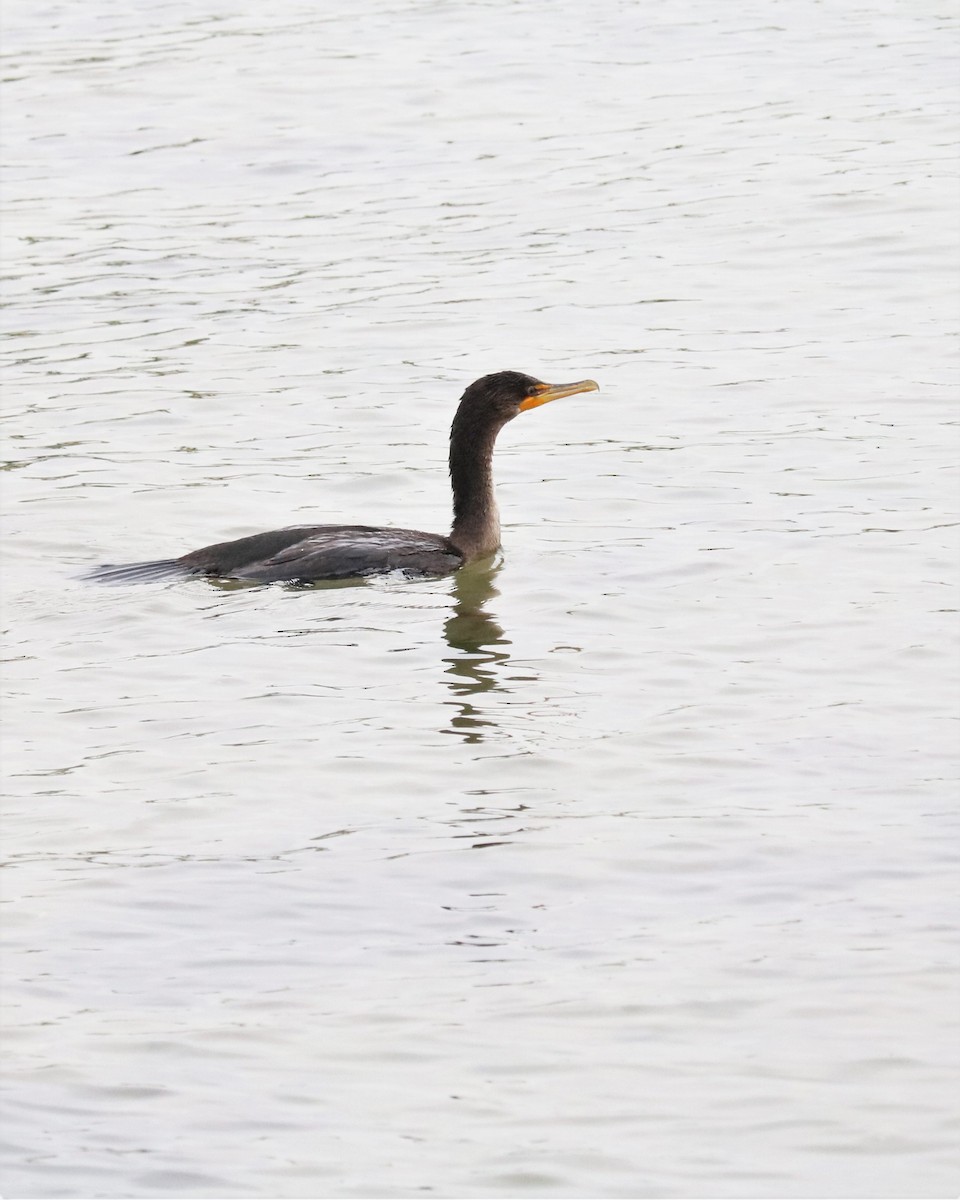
[441,563,513,743]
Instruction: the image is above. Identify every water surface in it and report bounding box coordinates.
[2,1,958,1197]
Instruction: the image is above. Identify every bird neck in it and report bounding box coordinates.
[448,419,502,562]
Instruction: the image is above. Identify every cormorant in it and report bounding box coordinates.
[85,370,599,584]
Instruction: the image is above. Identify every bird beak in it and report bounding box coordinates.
[519,378,600,412]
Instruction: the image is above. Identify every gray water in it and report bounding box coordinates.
[2,1,958,1197]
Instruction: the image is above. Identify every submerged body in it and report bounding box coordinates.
[91,525,464,584]
[86,371,599,585]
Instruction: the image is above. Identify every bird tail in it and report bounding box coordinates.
[82,558,188,584]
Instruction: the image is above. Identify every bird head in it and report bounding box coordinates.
[458,371,600,426]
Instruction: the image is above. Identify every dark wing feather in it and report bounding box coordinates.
[85,524,463,585]
[228,526,463,583]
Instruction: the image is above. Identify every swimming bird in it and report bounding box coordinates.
[85,370,599,585]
